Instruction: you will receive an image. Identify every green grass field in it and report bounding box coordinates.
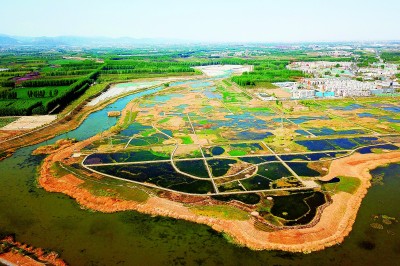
[190,205,249,220]
[0,117,17,127]
[323,176,361,194]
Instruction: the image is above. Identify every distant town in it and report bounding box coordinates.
[264,52,399,100]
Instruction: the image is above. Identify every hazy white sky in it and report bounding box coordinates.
[0,0,399,42]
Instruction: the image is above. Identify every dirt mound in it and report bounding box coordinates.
[32,139,76,155]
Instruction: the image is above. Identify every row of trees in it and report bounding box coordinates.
[20,78,78,87]
[44,70,99,114]
[0,90,17,99]
[356,55,378,67]
[0,101,41,116]
[231,60,305,87]
[232,70,305,86]
[42,69,95,77]
[0,69,99,116]
[0,71,28,77]
[102,60,197,75]
[27,90,46,98]
[381,52,400,63]
[0,80,16,88]
[26,89,59,98]
[102,67,195,74]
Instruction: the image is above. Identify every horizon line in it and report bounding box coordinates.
[1,33,400,45]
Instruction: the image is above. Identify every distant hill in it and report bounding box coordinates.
[0,35,20,45]
[0,34,188,47]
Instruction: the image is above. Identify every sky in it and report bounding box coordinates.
[0,0,399,42]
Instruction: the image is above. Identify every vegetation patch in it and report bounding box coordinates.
[50,162,72,178]
[323,176,361,194]
[228,150,247,156]
[190,205,249,220]
[181,136,193,144]
[0,117,17,127]
[80,180,149,202]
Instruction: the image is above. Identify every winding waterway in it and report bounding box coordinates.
[0,81,399,265]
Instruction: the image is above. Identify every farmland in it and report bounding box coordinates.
[0,45,366,117]
[0,51,200,116]
[0,53,101,115]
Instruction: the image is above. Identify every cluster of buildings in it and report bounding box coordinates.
[316,50,353,57]
[281,60,400,99]
[275,78,398,99]
[357,63,399,81]
[287,61,355,78]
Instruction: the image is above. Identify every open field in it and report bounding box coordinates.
[194,65,253,77]
[1,115,57,130]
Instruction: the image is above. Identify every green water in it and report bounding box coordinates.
[1,148,399,265]
[1,82,400,265]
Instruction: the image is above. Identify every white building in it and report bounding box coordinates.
[292,89,315,99]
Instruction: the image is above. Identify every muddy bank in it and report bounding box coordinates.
[0,235,67,266]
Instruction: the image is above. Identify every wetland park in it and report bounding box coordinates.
[0,36,400,266]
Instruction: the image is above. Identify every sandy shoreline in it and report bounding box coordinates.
[1,115,57,131]
[37,133,400,252]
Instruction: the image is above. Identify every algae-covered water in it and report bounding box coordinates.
[0,83,399,265]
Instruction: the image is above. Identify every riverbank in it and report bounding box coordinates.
[37,130,400,252]
[0,236,67,266]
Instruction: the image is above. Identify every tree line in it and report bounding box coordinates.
[0,90,17,99]
[44,70,100,114]
[0,80,16,88]
[26,89,59,98]
[0,101,42,116]
[20,78,78,87]
[0,70,99,116]
[41,69,95,77]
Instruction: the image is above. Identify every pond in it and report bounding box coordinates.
[212,193,261,205]
[90,162,215,194]
[239,155,277,164]
[175,160,210,179]
[257,163,292,180]
[288,116,329,124]
[207,158,237,177]
[286,162,321,177]
[296,139,337,151]
[211,146,225,156]
[383,106,400,113]
[308,127,366,136]
[270,191,326,226]
[83,150,170,165]
[119,122,152,137]
[333,103,364,111]
[357,144,399,154]
[240,175,272,190]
